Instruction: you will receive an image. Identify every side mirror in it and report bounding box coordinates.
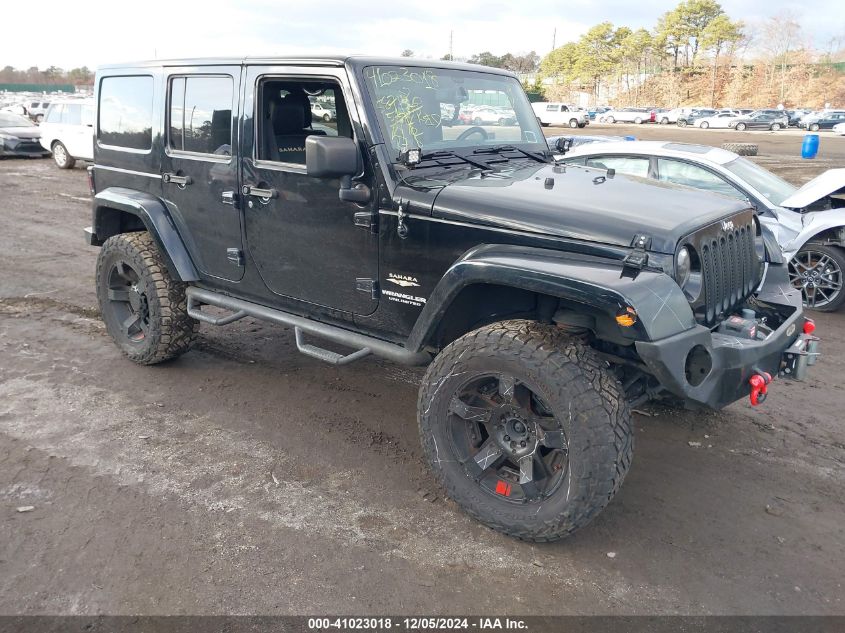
[552,137,572,154]
[305,135,370,204]
[305,136,359,178]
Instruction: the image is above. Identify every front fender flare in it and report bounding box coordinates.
[406,244,695,351]
[92,187,199,282]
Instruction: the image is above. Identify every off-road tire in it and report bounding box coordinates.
[569,119,579,129]
[96,231,198,365]
[52,141,75,169]
[722,142,758,156]
[418,320,633,541]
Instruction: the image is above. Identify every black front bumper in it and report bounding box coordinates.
[635,267,819,409]
[0,138,50,157]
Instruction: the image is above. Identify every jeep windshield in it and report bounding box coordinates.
[362,65,547,161]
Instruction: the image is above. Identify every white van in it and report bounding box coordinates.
[532,102,588,128]
[39,99,95,168]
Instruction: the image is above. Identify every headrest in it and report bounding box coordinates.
[273,100,306,134]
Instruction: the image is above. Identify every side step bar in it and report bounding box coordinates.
[185,287,431,366]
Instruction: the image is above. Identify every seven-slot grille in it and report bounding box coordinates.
[691,214,758,326]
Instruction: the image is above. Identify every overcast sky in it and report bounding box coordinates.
[2,0,843,70]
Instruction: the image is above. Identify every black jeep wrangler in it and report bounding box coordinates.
[85,56,819,541]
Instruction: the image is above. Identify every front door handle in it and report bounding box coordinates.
[242,184,278,200]
[221,190,237,205]
[163,173,192,186]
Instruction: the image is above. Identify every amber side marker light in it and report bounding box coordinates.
[616,307,638,327]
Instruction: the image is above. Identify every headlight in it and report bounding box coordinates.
[676,245,703,301]
[676,247,691,287]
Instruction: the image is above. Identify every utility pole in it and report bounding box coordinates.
[449,30,453,61]
[552,28,556,51]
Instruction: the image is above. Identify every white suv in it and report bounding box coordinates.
[38,99,95,168]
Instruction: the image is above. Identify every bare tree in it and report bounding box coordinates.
[760,11,802,101]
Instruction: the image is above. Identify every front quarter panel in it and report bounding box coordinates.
[780,209,845,256]
[407,244,695,351]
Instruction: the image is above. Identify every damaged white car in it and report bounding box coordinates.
[556,140,845,311]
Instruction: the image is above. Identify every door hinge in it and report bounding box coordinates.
[354,211,378,232]
[356,278,379,300]
[227,248,244,267]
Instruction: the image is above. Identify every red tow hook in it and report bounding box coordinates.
[749,372,772,406]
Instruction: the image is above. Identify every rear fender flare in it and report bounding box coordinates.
[92,187,199,282]
[406,244,695,351]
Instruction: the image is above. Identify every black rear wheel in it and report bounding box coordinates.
[418,320,632,541]
[96,232,198,364]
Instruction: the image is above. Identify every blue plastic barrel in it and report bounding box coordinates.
[802,134,819,159]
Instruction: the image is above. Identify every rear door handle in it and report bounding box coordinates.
[163,173,192,186]
[242,184,278,199]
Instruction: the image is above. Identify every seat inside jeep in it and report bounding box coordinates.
[259,80,352,165]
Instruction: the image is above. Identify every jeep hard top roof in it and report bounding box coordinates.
[96,55,517,77]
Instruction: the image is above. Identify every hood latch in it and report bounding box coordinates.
[622,234,651,276]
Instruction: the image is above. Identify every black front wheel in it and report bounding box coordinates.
[789,244,845,312]
[96,231,198,364]
[418,320,632,541]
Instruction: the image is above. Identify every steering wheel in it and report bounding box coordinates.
[456,126,489,142]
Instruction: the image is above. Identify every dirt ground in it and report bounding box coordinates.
[1,126,844,616]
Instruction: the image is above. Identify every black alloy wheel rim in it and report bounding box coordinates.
[106,261,151,342]
[446,373,569,503]
[789,249,843,308]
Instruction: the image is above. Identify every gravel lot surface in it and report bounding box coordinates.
[1,126,843,615]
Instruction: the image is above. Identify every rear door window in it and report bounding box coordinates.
[657,159,745,199]
[63,104,82,126]
[168,75,233,156]
[98,75,154,150]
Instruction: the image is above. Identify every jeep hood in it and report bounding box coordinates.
[402,161,750,254]
[780,168,845,210]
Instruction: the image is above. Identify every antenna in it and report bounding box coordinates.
[449,30,453,60]
[552,28,556,51]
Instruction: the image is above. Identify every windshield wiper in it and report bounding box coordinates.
[472,145,548,163]
[419,149,494,171]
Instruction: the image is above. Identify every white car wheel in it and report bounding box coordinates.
[634,117,643,124]
[569,119,578,129]
[700,121,709,129]
[52,141,75,169]
[606,116,615,124]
